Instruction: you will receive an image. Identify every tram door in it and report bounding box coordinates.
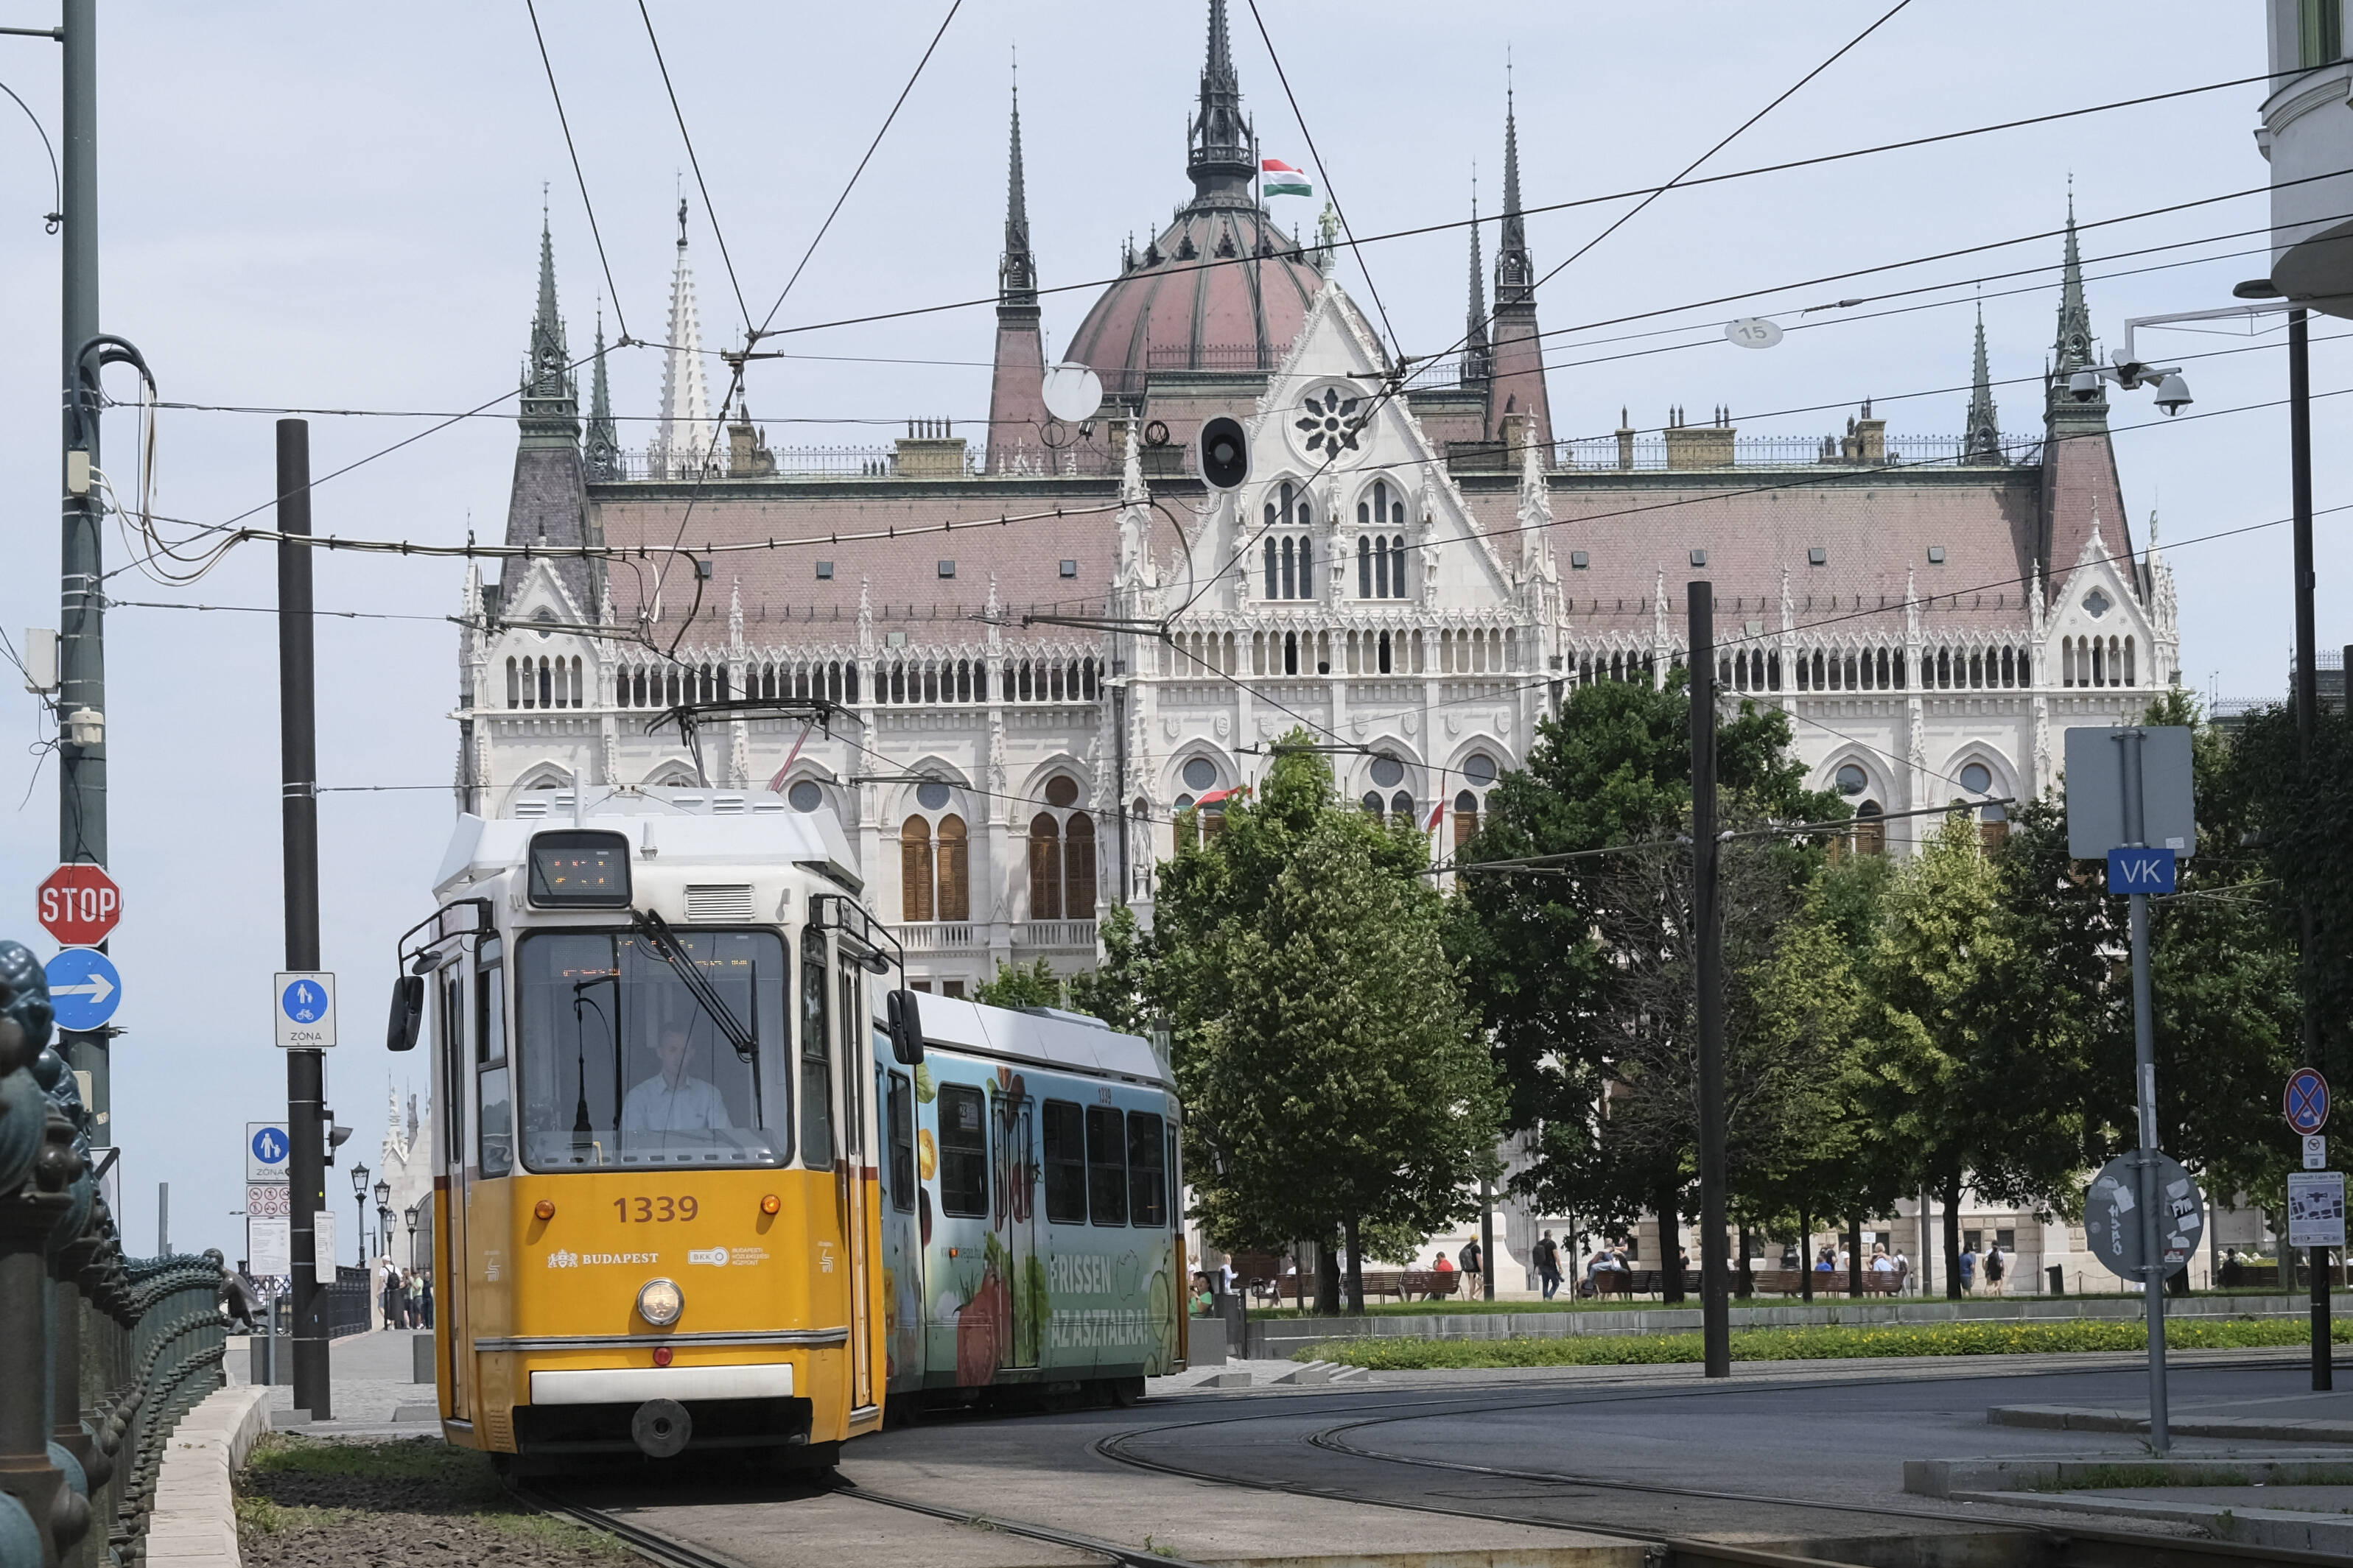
[835,954,876,1416]
[435,962,472,1421]
[997,1096,1038,1371]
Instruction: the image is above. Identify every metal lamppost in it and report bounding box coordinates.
[373,1175,390,1249]
[349,1162,369,1269]
[404,1204,419,1270]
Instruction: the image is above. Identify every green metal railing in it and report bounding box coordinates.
[1,940,225,1567]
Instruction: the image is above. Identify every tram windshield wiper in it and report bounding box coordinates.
[628,908,759,1061]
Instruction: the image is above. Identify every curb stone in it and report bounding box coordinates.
[146,1384,271,1567]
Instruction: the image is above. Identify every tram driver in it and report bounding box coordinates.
[621,1023,734,1133]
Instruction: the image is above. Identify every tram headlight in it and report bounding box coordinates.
[636,1278,685,1328]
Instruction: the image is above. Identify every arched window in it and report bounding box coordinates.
[1378,630,1394,675]
[1280,536,1296,600]
[1283,631,1299,675]
[2123,636,2136,686]
[1263,536,1278,600]
[1358,535,1372,598]
[1028,813,1064,920]
[1064,814,1096,919]
[936,816,969,921]
[1854,801,1886,857]
[536,658,552,708]
[1390,789,1414,826]
[1453,790,1480,851]
[1375,536,1390,599]
[900,816,935,924]
[1834,763,1868,798]
[505,657,520,709]
[1361,791,1384,820]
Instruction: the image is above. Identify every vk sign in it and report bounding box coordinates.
[2107,846,2178,896]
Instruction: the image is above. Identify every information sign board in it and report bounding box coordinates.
[2289,1171,2347,1249]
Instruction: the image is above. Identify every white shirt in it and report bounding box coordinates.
[620,1073,733,1133]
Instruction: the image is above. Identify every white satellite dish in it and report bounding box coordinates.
[1725,317,1784,350]
[1041,362,1105,423]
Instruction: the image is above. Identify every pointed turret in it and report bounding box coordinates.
[987,74,1048,472]
[1484,74,1554,456]
[2053,192,2094,375]
[1185,0,1253,205]
[653,199,714,479]
[1962,303,2002,465]
[1463,172,1491,385]
[585,306,620,481]
[2038,192,2132,594]
[502,214,592,608]
[519,212,579,448]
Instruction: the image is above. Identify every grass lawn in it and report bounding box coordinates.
[1300,1315,2353,1369]
[236,1435,628,1567]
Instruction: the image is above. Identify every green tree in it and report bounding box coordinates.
[1161,736,1503,1312]
[1065,905,1156,1036]
[972,957,1065,1010]
[1448,672,1843,1274]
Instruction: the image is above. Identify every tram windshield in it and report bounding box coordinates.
[514,929,790,1169]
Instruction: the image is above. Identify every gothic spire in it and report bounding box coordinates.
[1186,0,1253,205]
[2054,189,2094,373]
[519,208,578,447]
[1495,69,1534,307]
[1963,302,2002,465]
[1000,71,1036,306]
[1464,169,1491,383]
[654,197,713,479]
[585,305,620,479]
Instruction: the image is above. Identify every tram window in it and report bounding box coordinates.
[438,974,466,1164]
[477,952,512,1177]
[1126,1111,1166,1227]
[886,1072,916,1213]
[479,1065,513,1178]
[1042,1100,1087,1225]
[512,929,789,1170]
[800,928,834,1170]
[475,943,505,1066]
[938,1084,989,1217]
[1085,1105,1128,1226]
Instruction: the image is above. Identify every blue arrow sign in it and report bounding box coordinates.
[250,1126,288,1167]
[44,947,122,1033]
[2106,845,2178,896]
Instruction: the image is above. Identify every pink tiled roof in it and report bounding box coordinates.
[1066,207,1322,390]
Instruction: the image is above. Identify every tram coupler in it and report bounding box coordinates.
[629,1399,692,1459]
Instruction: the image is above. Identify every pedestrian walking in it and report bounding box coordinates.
[1984,1244,2007,1295]
[1957,1243,1979,1294]
[1458,1238,1483,1295]
[420,1270,435,1329]
[1534,1230,1563,1300]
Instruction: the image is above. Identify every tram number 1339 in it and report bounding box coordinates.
[613,1196,700,1223]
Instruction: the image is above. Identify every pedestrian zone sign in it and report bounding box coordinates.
[274,972,335,1050]
[247,1122,290,1182]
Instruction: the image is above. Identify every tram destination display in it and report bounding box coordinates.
[526,829,632,907]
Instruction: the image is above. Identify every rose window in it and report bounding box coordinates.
[1295,387,1364,457]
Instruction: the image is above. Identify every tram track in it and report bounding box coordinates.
[1092,1361,2352,1568]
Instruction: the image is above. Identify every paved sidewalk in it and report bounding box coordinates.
[228,1329,438,1440]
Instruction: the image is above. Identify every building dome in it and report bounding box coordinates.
[1066,205,1322,395]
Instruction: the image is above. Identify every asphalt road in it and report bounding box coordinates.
[564,1350,2353,1566]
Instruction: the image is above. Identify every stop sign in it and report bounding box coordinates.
[38,863,122,947]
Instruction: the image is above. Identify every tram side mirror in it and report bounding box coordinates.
[386,975,424,1052]
[886,989,925,1066]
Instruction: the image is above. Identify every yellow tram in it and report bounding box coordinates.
[388,792,904,1466]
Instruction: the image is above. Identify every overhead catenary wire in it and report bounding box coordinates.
[524,0,631,342]
[634,0,751,336]
[746,63,2309,344]
[1242,0,1403,362]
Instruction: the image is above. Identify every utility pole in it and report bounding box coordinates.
[2288,307,2331,1391]
[1689,581,1730,1379]
[279,420,332,1421]
[57,0,110,1140]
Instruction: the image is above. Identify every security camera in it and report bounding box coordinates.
[2153,373,2192,416]
[2066,368,2103,403]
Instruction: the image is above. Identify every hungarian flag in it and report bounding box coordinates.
[1261,158,1313,198]
[1423,798,1445,834]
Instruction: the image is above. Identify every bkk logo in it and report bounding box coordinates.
[688,1246,768,1267]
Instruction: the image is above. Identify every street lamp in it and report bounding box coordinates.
[373,1178,392,1266]
[404,1203,420,1270]
[350,1162,370,1269]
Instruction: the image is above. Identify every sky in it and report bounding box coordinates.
[0,1,2343,1262]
